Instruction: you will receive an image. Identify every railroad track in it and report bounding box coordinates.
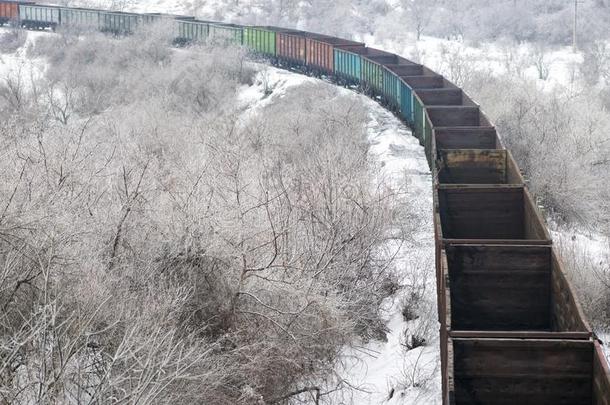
[1,2,609,403]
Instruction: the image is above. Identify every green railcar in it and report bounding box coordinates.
[399,79,413,125]
[424,114,433,166]
[361,57,383,95]
[19,4,60,29]
[243,26,276,57]
[209,23,243,46]
[381,67,400,110]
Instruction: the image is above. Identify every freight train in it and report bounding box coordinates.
[1,1,609,403]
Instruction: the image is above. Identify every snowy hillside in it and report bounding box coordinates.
[0,26,439,404]
[235,66,439,405]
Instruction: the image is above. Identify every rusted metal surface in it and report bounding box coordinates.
[401,74,445,89]
[427,106,481,127]
[444,244,591,334]
[276,30,307,65]
[434,127,500,151]
[417,88,463,105]
[436,185,551,243]
[436,149,524,185]
[452,338,597,405]
[0,1,23,22]
[594,341,610,405]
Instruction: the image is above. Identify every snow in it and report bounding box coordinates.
[551,228,610,359]
[333,98,438,405]
[552,229,609,266]
[237,67,439,404]
[0,28,48,80]
[236,64,318,115]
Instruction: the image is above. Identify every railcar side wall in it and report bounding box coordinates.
[243,26,276,57]
[19,4,59,28]
[0,1,21,23]
[334,48,361,84]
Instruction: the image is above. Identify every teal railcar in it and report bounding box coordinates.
[19,4,60,29]
[140,13,176,25]
[381,67,400,110]
[399,79,413,125]
[334,48,361,84]
[413,94,425,145]
[424,113,433,166]
[361,57,384,95]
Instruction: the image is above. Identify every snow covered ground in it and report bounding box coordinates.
[236,66,439,404]
[0,29,47,79]
[338,101,438,405]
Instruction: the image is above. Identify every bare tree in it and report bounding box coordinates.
[0,28,406,404]
[402,0,438,40]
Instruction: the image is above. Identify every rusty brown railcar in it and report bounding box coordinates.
[0,0,27,24]
[369,35,610,404]
[446,338,610,405]
[276,29,308,65]
[440,246,591,337]
[435,149,524,185]
[305,34,365,75]
[435,185,551,244]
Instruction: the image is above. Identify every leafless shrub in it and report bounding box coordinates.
[402,296,436,351]
[557,237,610,334]
[436,42,477,87]
[400,255,430,324]
[400,346,439,390]
[0,65,43,119]
[0,28,26,53]
[463,70,610,230]
[0,31,403,404]
[527,42,554,80]
[581,41,610,86]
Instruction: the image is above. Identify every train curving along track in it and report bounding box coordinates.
[1,2,610,403]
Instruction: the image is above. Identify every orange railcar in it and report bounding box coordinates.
[0,1,25,24]
[276,29,308,65]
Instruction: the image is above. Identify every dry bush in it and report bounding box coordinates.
[557,238,610,335]
[0,30,403,404]
[0,28,27,53]
[463,70,610,230]
[400,256,436,352]
[25,25,255,120]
